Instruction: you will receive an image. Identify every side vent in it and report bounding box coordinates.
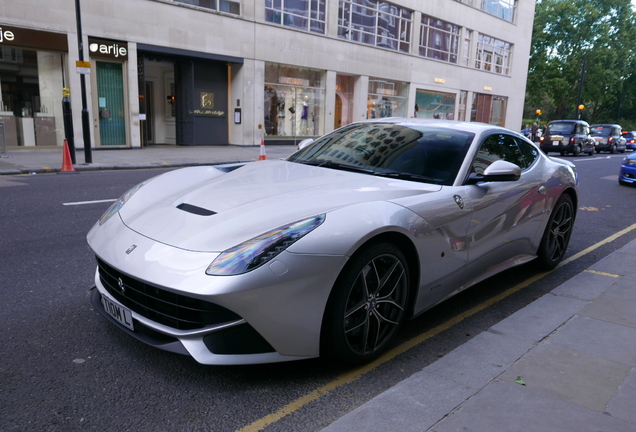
[176,203,216,216]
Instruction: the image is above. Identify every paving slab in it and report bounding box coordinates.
[429,382,634,432]
[550,270,618,301]
[499,342,631,412]
[549,316,636,366]
[488,293,586,344]
[578,294,636,328]
[424,331,532,390]
[606,367,636,424]
[320,371,474,432]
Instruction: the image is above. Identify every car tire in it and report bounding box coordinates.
[572,145,580,157]
[322,242,410,364]
[536,194,575,270]
[610,144,617,154]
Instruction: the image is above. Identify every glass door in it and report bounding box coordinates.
[94,61,128,147]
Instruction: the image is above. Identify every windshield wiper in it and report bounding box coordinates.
[374,171,440,183]
[296,160,375,174]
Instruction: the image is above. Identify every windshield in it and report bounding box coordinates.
[287,123,474,186]
[548,123,576,135]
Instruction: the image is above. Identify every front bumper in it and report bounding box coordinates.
[619,165,636,184]
[88,215,349,364]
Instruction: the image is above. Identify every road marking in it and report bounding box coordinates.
[63,199,116,206]
[236,221,636,432]
[584,270,620,278]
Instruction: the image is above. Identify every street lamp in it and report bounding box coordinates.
[578,104,585,119]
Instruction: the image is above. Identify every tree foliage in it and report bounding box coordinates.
[525,0,636,127]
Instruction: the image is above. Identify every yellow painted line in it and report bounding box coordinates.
[236,222,636,432]
[584,270,620,278]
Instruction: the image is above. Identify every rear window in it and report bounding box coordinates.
[548,122,576,135]
[591,126,611,136]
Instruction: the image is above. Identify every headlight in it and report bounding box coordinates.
[99,180,149,225]
[206,214,326,276]
[624,158,636,166]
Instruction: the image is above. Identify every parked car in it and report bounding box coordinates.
[621,130,636,150]
[619,151,636,186]
[540,119,595,156]
[87,119,579,365]
[590,124,626,153]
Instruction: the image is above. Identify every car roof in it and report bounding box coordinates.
[549,119,588,125]
[591,124,620,127]
[355,117,513,135]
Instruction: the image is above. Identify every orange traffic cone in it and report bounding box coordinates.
[61,139,76,173]
[259,138,266,160]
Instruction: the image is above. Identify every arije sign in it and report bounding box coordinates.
[88,37,128,60]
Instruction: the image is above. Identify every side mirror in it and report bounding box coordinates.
[298,138,314,150]
[466,160,521,184]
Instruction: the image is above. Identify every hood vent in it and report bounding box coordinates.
[176,203,217,216]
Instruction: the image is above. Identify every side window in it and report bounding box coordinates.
[472,134,525,175]
[516,138,538,169]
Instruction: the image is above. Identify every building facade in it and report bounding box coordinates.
[1,0,533,152]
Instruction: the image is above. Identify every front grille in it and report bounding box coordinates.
[97,257,241,330]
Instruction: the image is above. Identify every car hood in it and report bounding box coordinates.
[118,160,441,252]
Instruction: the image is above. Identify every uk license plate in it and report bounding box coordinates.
[552,141,560,146]
[101,294,134,330]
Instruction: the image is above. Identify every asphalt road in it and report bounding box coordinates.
[1,153,635,432]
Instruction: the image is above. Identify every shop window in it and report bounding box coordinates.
[415,90,456,120]
[0,48,64,147]
[265,0,326,34]
[419,16,460,63]
[367,78,408,119]
[338,0,411,53]
[264,63,325,138]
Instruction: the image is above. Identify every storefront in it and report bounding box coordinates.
[89,37,129,148]
[367,77,408,119]
[137,44,243,146]
[264,63,325,142]
[0,24,68,148]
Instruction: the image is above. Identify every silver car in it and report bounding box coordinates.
[87,119,578,365]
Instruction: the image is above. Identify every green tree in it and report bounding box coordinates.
[526,0,636,125]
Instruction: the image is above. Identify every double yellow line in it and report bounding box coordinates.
[237,222,636,432]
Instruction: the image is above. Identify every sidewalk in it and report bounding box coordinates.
[0,144,298,175]
[321,240,636,432]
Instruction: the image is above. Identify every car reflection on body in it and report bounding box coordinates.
[619,151,636,186]
[87,119,579,365]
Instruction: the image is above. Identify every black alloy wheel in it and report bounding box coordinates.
[536,194,575,270]
[322,243,409,364]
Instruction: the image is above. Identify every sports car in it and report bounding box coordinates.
[87,119,579,365]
